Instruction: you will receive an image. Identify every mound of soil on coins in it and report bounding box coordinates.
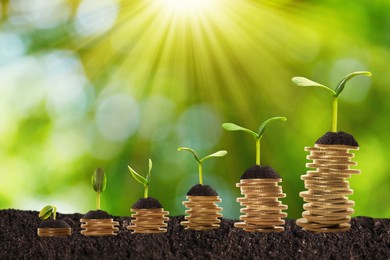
[316,131,359,147]
[0,209,389,259]
[82,210,113,219]
[187,184,218,196]
[38,219,71,228]
[132,197,163,209]
[241,165,281,179]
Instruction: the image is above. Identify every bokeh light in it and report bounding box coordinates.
[0,0,389,219]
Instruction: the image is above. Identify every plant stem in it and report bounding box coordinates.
[53,207,57,220]
[256,138,260,165]
[198,163,203,185]
[144,184,149,198]
[96,192,100,210]
[332,96,338,132]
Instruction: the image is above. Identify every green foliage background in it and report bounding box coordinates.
[0,0,389,219]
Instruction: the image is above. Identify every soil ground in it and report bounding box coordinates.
[0,209,389,259]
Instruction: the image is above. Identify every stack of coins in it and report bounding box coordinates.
[297,144,360,232]
[235,178,287,232]
[127,208,169,234]
[80,218,119,236]
[37,227,71,237]
[181,196,223,230]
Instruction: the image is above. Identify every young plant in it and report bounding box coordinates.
[292,71,372,132]
[128,159,152,198]
[39,205,57,220]
[177,147,227,185]
[92,168,107,210]
[222,117,287,166]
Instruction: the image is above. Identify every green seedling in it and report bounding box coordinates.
[222,117,287,165]
[292,71,372,132]
[39,205,57,220]
[177,147,227,185]
[128,159,153,198]
[92,168,107,210]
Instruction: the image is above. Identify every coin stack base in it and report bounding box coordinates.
[37,227,71,237]
[127,208,169,234]
[235,178,287,232]
[181,196,222,231]
[80,219,119,236]
[297,144,360,233]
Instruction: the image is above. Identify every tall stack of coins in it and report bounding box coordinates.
[127,208,169,234]
[297,132,360,233]
[181,195,222,230]
[234,165,287,232]
[80,218,119,236]
[181,184,223,231]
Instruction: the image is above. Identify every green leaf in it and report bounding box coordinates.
[91,168,106,193]
[39,205,56,220]
[222,123,258,139]
[128,165,148,185]
[334,71,372,97]
[292,76,336,95]
[177,147,201,164]
[147,158,152,182]
[257,117,287,137]
[200,150,228,162]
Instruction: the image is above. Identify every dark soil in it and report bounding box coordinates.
[187,184,218,196]
[82,210,113,219]
[132,197,163,209]
[38,219,71,228]
[241,165,281,179]
[316,131,359,147]
[1,209,389,259]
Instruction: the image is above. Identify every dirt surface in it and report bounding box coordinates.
[316,131,359,146]
[241,165,281,179]
[1,209,389,259]
[132,197,163,209]
[187,184,218,196]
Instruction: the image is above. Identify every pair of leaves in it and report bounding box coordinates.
[292,71,372,97]
[128,159,152,186]
[177,147,227,164]
[222,117,287,139]
[39,205,57,220]
[92,168,106,193]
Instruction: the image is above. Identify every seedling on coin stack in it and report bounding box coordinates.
[292,71,372,232]
[222,117,288,232]
[80,168,119,236]
[37,205,71,237]
[178,147,226,231]
[127,159,169,234]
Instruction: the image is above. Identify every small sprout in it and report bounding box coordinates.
[39,205,57,220]
[222,117,287,165]
[128,159,152,198]
[92,168,107,210]
[178,147,227,185]
[292,71,372,132]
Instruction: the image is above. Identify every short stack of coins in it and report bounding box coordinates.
[127,208,169,234]
[37,227,71,237]
[297,144,360,232]
[80,218,119,236]
[181,196,223,230]
[235,178,287,232]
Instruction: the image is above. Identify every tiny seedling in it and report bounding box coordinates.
[222,117,287,166]
[39,205,57,220]
[92,168,107,210]
[177,147,227,185]
[292,71,372,132]
[128,159,152,198]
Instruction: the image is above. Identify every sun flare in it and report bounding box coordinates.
[158,0,215,12]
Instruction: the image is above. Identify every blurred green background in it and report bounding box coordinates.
[0,0,389,219]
